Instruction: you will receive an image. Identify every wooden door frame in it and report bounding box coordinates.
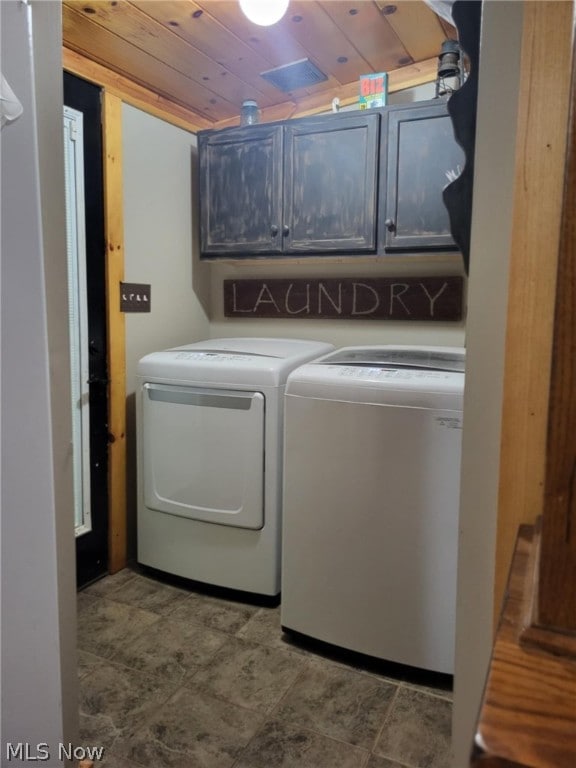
[64,72,110,584]
[101,91,127,572]
[494,0,575,620]
[63,50,211,573]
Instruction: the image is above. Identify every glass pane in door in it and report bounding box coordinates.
[63,106,92,536]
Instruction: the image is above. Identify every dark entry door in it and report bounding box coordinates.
[64,72,109,587]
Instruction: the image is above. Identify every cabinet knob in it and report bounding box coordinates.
[385,218,396,232]
[282,225,290,237]
[270,224,279,237]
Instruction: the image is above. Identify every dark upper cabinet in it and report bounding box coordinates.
[383,101,464,252]
[283,114,379,253]
[198,101,464,258]
[199,124,284,255]
[198,112,380,258]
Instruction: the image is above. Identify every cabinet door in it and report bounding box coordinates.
[284,113,379,253]
[384,103,464,251]
[199,125,283,256]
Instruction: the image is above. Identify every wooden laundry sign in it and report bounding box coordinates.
[224,277,463,321]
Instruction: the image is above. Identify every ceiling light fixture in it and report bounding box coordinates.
[239,0,289,27]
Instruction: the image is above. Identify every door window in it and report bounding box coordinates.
[64,105,92,537]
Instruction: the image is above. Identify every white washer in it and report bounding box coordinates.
[136,337,334,596]
[281,345,465,673]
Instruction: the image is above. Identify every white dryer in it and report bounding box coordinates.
[281,345,465,673]
[136,337,334,596]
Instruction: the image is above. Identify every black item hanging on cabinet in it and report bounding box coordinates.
[442,0,482,275]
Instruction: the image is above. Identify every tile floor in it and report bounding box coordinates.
[78,567,453,768]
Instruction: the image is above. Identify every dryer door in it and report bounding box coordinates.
[142,383,264,529]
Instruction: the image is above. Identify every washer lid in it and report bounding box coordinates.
[316,345,465,372]
[138,337,334,387]
[285,345,465,408]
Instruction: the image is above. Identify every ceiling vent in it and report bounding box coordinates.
[260,58,328,92]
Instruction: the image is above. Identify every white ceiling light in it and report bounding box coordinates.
[239,0,289,27]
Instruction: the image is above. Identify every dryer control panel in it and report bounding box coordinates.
[173,351,252,362]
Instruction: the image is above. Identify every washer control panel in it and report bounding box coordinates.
[335,366,453,382]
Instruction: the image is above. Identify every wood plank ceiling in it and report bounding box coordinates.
[62,0,456,130]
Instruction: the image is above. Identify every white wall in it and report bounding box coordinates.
[123,104,211,389]
[121,83,451,370]
[338,81,436,111]
[122,105,211,554]
[1,0,77,764]
[389,81,436,105]
[209,81,466,349]
[452,2,524,766]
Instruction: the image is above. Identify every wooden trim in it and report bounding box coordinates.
[63,47,214,133]
[519,518,576,657]
[538,10,576,633]
[473,525,576,768]
[472,6,576,762]
[494,0,574,625]
[64,46,438,133]
[102,92,127,573]
[213,58,439,129]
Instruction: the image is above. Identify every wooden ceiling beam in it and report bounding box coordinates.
[63,46,439,134]
[213,56,439,129]
[374,1,447,62]
[63,47,215,132]
[63,4,238,121]
[319,0,410,72]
